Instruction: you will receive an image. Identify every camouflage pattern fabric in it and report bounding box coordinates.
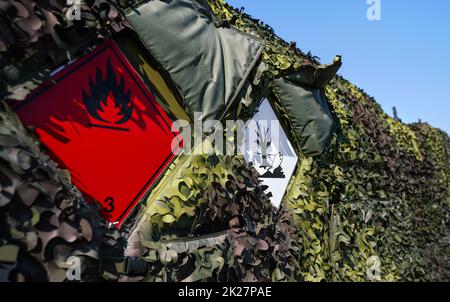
[0,102,125,281]
[125,153,297,282]
[0,0,142,100]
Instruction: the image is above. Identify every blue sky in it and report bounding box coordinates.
[227,0,450,134]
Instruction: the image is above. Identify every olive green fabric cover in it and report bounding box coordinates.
[270,56,342,157]
[126,0,264,122]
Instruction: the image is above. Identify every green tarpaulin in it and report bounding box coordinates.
[270,56,342,157]
[126,0,264,122]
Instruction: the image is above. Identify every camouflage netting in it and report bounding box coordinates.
[130,154,296,282]
[0,102,125,281]
[1,0,449,282]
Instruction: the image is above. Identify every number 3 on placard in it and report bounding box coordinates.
[103,197,115,213]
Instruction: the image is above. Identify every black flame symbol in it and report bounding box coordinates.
[82,59,133,125]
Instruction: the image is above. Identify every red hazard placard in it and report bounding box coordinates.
[15,40,182,227]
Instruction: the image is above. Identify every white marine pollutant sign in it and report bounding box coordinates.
[240,98,298,208]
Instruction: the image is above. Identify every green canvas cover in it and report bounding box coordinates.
[126,0,264,122]
[270,56,342,157]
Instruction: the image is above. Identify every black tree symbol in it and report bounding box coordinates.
[255,122,271,169]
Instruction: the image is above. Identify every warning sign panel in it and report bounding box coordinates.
[15,41,181,227]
